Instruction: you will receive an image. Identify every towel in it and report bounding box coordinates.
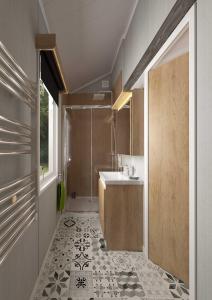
[57,181,66,212]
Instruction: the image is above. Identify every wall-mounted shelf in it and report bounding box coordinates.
[35,34,68,94]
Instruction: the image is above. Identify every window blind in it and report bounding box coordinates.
[40,51,64,105]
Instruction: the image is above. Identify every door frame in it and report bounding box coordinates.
[142,5,196,300]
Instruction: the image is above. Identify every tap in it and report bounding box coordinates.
[131,166,136,176]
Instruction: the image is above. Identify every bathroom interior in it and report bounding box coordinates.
[1,1,206,300]
[59,23,190,294]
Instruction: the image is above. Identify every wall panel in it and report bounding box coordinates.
[148,53,189,285]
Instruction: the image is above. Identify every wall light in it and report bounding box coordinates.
[112,91,132,111]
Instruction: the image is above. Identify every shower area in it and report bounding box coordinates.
[64,103,116,210]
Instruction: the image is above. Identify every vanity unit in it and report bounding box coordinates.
[98,172,143,251]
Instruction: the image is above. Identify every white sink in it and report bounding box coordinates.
[99,171,143,187]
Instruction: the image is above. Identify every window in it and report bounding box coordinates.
[40,80,58,187]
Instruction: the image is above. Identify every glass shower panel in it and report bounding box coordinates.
[68,107,113,200]
[91,108,112,197]
[69,109,92,198]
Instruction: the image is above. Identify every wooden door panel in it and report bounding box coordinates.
[148,53,189,285]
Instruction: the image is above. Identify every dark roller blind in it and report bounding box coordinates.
[40,51,64,105]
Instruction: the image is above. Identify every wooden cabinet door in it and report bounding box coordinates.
[131,88,144,156]
[148,53,189,286]
[69,110,91,197]
[105,185,143,251]
[116,108,130,155]
[98,179,105,234]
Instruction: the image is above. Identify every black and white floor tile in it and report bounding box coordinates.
[32,212,189,300]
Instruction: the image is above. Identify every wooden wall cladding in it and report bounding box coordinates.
[148,53,189,286]
[67,109,112,198]
[130,89,144,156]
[92,109,112,196]
[124,0,196,91]
[36,34,56,50]
[115,108,130,155]
[112,71,130,155]
[68,110,92,197]
[62,92,112,106]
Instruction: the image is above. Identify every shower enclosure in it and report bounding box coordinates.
[65,105,114,201]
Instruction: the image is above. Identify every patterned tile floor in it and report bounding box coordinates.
[32,213,189,300]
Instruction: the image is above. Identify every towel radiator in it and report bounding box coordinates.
[0,173,36,264]
[0,41,37,265]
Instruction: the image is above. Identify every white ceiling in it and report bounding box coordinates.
[42,0,137,92]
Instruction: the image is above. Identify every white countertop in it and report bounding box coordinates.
[99,171,143,187]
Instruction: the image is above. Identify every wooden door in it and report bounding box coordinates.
[148,53,189,285]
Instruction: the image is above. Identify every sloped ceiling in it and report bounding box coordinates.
[42,0,137,92]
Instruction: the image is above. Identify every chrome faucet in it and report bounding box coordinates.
[131,166,136,176]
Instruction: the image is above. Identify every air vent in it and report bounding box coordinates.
[93,93,105,101]
[102,80,109,88]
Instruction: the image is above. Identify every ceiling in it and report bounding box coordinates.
[42,0,137,92]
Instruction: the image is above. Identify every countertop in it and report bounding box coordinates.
[99,171,143,187]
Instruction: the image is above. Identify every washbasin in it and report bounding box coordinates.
[99,171,143,186]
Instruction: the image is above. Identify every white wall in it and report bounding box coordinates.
[0,1,39,300]
[112,0,176,85]
[74,74,112,93]
[118,154,144,179]
[197,0,212,299]
[112,0,176,207]
[113,0,212,298]
[37,5,60,280]
[0,1,59,300]
[38,179,58,269]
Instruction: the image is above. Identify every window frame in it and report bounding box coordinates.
[39,81,58,193]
